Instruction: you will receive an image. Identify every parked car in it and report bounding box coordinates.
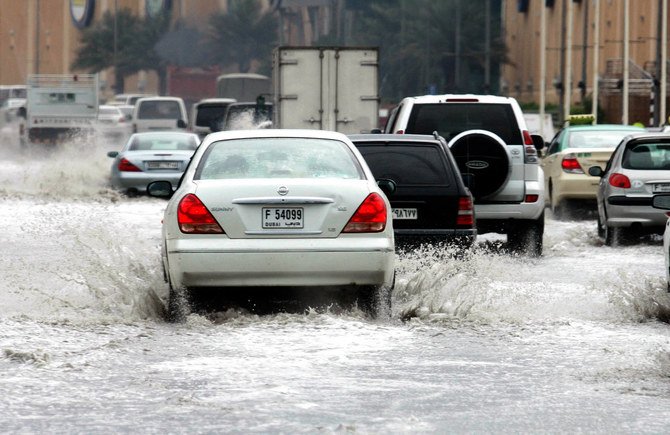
[383,94,545,256]
[222,101,273,130]
[96,104,132,142]
[146,129,395,320]
[542,124,645,219]
[589,132,670,245]
[651,194,670,290]
[190,98,236,139]
[349,133,475,250]
[107,131,200,196]
[131,96,188,133]
[109,93,155,106]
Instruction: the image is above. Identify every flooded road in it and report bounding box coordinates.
[2,138,670,433]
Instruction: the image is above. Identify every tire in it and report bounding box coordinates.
[550,185,568,220]
[604,225,629,246]
[358,280,393,319]
[166,283,190,322]
[597,213,605,238]
[507,212,545,257]
[448,130,511,200]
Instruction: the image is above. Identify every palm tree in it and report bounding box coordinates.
[206,0,278,73]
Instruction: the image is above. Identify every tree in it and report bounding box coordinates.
[206,0,278,73]
[72,8,172,94]
[71,9,142,94]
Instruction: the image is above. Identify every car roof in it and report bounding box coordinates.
[400,94,519,105]
[348,133,443,143]
[195,98,237,105]
[203,128,349,143]
[135,96,185,103]
[562,124,647,131]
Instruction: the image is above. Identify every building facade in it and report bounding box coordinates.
[503,0,669,126]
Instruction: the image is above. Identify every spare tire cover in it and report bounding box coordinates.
[448,129,511,199]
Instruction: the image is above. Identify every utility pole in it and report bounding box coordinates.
[540,0,547,137]
[593,0,600,123]
[564,0,574,124]
[623,0,630,125]
[662,0,668,125]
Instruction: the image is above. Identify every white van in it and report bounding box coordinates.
[132,96,188,133]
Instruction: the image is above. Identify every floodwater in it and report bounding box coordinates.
[2,133,670,433]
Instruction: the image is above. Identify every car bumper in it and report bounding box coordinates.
[166,236,395,288]
[552,173,600,202]
[606,196,668,227]
[112,172,184,192]
[475,179,545,221]
[394,229,476,247]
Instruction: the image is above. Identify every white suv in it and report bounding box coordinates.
[384,94,546,256]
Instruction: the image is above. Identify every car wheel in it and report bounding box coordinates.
[449,130,510,200]
[507,212,544,257]
[604,225,627,246]
[550,187,567,220]
[166,283,190,322]
[597,214,605,238]
[358,282,393,319]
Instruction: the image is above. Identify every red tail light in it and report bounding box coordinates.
[394,129,405,134]
[608,173,631,189]
[118,158,141,172]
[177,194,224,234]
[525,194,539,203]
[343,193,387,233]
[522,130,534,146]
[118,116,126,123]
[561,153,584,173]
[456,196,474,227]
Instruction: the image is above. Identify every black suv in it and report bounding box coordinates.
[349,133,476,249]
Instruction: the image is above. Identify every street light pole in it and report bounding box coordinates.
[593,0,600,123]
[623,0,630,125]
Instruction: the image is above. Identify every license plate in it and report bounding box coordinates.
[262,207,304,228]
[147,161,179,170]
[653,183,670,193]
[392,208,418,220]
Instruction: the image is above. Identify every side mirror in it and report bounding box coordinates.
[147,181,174,199]
[531,134,545,151]
[177,119,187,129]
[652,194,670,210]
[107,151,119,158]
[588,166,603,177]
[377,178,396,197]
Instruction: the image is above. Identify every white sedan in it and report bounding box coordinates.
[652,194,670,290]
[148,129,396,320]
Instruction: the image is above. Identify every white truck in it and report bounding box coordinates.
[19,74,98,146]
[272,46,380,134]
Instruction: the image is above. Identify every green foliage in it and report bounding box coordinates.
[348,0,506,103]
[71,8,172,93]
[205,0,278,73]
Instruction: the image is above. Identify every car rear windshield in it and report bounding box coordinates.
[568,130,640,149]
[406,103,522,144]
[196,138,363,180]
[195,104,231,129]
[622,141,670,170]
[128,134,197,151]
[138,100,182,120]
[357,143,451,185]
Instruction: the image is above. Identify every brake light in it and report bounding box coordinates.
[118,116,125,123]
[394,129,405,134]
[118,158,141,172]
[522,130,534,146]
[561,153,584,173]
[177,194,224,234]
[525,194,539,203]
[608,173,631,189]
[445,98,479,102]
[456,196,474,227]
[343,193,387,233]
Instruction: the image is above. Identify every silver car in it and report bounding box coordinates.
[107,131,200,195]
[589,132,670,245]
